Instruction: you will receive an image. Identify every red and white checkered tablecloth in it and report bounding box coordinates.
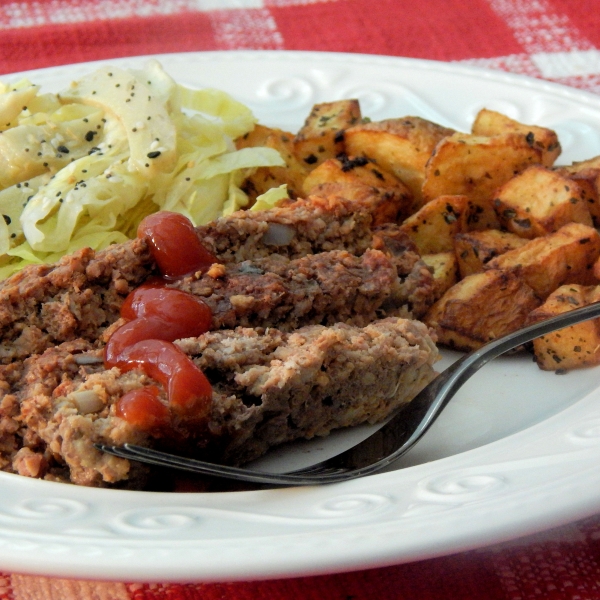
[3,1,600,598]
[2,0,600,93]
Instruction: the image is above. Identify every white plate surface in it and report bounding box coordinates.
[3,51,600,583]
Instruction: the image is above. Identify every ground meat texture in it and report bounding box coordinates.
[172,248,427,331]
[0,195,435,365]
[6,342,152,486]
[0,197,438,487]
[1,318,438,487]
[0,237,153,364]
[372,224,436,318]
[184,318,439,466]
[196,194,381,263]
[0,237,433,372]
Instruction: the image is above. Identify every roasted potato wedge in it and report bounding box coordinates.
[235,122,273,148]
[486,222,600,298]
[302,156,413,221]
[464,200,501,230]
[492,165,592,238]
[555,156,600,225]
[471,108,561,167]
[302,155,409,195]
[593,254,600,281]
[237,100,600,371]
[526,284,600,370]
[423,269,540,351]
[560,155,600,170]
[236,125,309,200]
[422,132,544,228]
[344,116,454,207]
[454,229,528,278]
[421,252,459,301]
[399,194,470,254]
[293,100,362,168]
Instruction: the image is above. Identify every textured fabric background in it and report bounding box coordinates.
[3,1,600,598]
[2,0,600,94]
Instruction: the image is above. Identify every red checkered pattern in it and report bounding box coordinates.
[1,0,600,93]
[3,0,600,598]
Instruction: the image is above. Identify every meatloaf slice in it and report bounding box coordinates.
[0,239,434,364]
[196,193,388,263]
[0,237,153,364]
[2,318,438,487]
[170,247,433,331]
[184,318,439,466]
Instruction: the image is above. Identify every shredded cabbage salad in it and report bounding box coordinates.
[0,60,287,278]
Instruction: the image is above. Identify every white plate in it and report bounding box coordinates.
[3,51,600,583]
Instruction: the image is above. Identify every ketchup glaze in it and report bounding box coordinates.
[115,386,169,431]
[106,211,218,431]
[137,211,218,280]
[105,284,213,366]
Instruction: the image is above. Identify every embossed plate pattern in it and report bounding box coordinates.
[3,51,600,582]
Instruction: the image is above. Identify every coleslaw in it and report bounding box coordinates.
[0,60,286,278]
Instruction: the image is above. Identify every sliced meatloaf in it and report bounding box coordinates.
[1,317,439,487]
[0,194,434,364]
[0,194,439,489]
[171,247,433,331]
[196,192,391,263]
[0,239,434,363]
[0,238,153,364]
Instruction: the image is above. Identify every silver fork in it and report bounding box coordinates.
[97,300,600,486]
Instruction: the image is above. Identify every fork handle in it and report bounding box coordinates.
[320,299,600,480]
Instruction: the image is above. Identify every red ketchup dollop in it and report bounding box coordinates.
[106,212,218,431]
[137,211,218,280]
[115,386,169,431]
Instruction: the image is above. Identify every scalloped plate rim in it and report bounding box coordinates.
[1,50,600,583]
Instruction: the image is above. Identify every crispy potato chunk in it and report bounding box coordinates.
[306,181,411,226]
[303,155,408,194]
[421,252,458,301]
[422,132,544,228]
[464,200,501,230]
[593,254,600,281]
[561,155,600,169]
[293,100,362,168]
[472,108,561,166]
[555,156,600,226]
[454,229,528,278]
[344,116,454,206]
[399,195,470,254]
[236,125,309,200]
[302,156,414,221]
[526,284,600,370]
[236,122,272,148]
[486,222,600,298]
[423,269,540,351]
[492,165,592,238]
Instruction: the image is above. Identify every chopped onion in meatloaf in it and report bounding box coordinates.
[0,192,439,488]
